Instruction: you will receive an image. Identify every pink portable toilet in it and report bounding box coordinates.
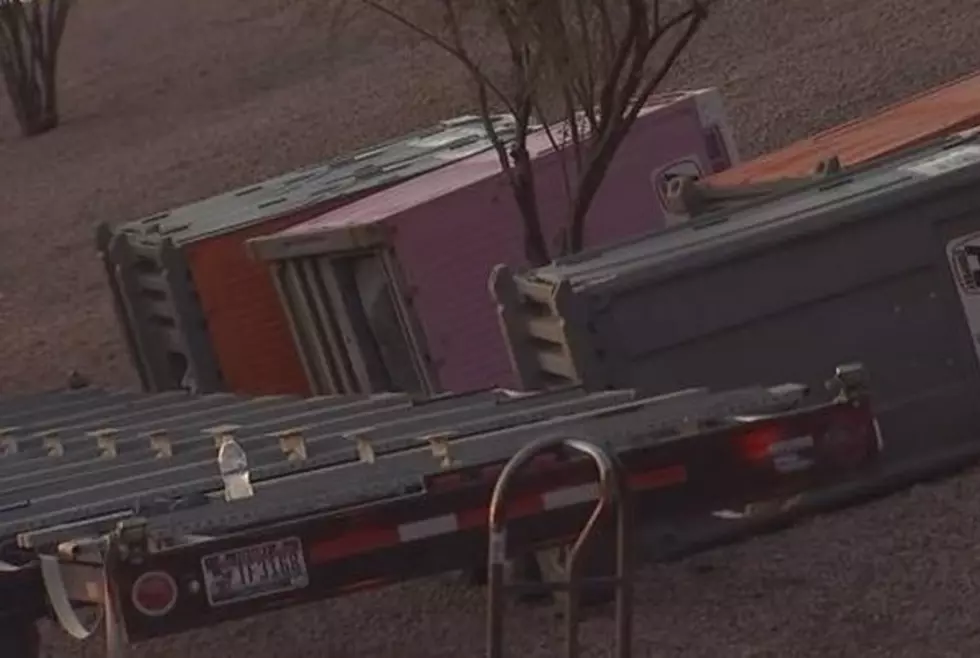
[248,88,739,396]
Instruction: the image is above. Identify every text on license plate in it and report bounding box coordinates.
[200,537,309,607]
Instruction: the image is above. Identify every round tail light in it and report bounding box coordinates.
[131,571,178,617]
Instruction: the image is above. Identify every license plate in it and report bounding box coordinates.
[200,537,309,607]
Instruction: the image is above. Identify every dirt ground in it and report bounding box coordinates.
[3,0,980,656]
[2,0,980,395]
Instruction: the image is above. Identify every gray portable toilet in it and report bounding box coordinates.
[492,130,980,464]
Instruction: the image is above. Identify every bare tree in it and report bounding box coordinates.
[0,0,73,137]
[362,0,714,265]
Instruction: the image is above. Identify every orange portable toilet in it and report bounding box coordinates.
[708,72,980,186]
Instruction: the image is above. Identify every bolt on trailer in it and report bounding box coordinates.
[0,365,880,658]
[492,129,980,477]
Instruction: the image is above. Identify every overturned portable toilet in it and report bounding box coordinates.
[97,115,519,395]
[248,89,740,397]
[491,129,980,464]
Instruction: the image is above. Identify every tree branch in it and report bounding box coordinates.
[360,0,516,116]
[363,0,716,262]
[566,2,709,253]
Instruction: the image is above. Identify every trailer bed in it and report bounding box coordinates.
[0,367,880,656]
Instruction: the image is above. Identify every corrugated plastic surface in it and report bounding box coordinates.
[707,72,980,186]
[257,90,720,242]
[117,114,520,245]
[529,131,980,292]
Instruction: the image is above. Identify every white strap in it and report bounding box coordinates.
[38,548,127,658]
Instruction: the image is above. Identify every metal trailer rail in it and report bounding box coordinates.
[0,365,881,658]
[487,436,635,658]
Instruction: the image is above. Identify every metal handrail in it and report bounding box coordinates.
[486,436,634,658]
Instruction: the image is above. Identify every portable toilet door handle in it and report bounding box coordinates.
[485,435,635,658]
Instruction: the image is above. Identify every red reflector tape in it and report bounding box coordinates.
[629,465,688,489]
[308,525,401,563]
[308,465,686,566]
[456,506,490,529]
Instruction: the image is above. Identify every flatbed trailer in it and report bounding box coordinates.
[0,364,880,657]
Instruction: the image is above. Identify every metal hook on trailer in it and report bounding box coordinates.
[486,435,634,658]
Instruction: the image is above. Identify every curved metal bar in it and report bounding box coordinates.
[486,435,634,658]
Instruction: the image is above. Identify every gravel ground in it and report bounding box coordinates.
[3,0,980,655]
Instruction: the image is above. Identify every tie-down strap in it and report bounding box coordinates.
[37,537,127,658]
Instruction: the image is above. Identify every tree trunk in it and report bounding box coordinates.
[0,0,68,138]
[7,73,59,136]
[566,118,632,254]
[510,143,551,266]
